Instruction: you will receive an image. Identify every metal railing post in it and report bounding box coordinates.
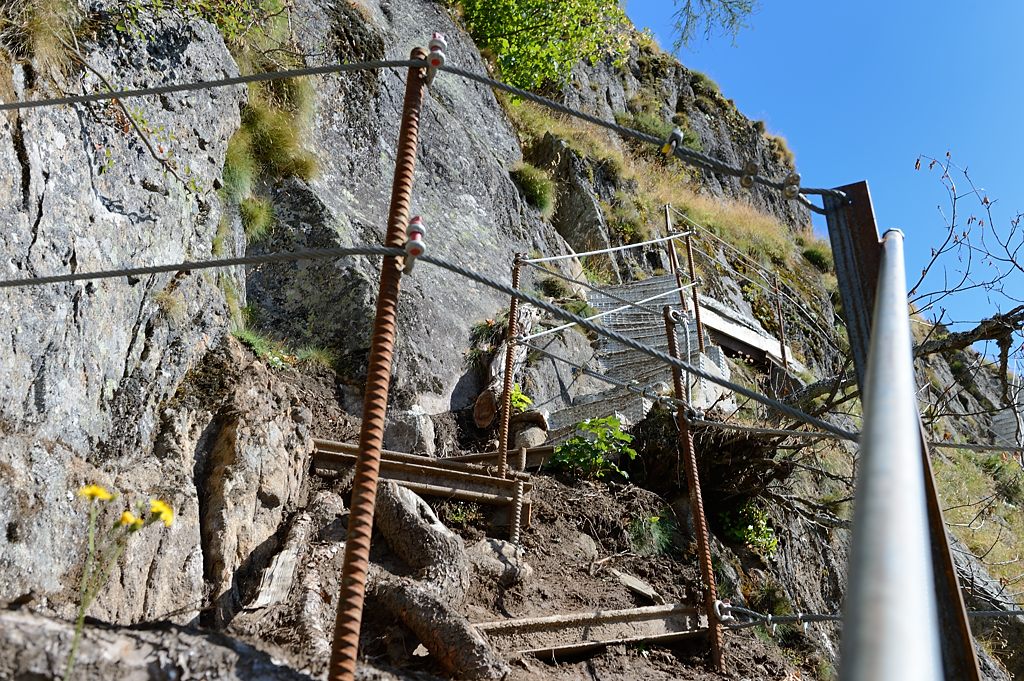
[497,253,523,484]
[770,274,786,374]
[684,233,706,353]
[663,306,723,672]
[664,205,689,314]
[328,48,428,681]
[840,230,941,681]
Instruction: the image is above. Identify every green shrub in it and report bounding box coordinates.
[690,69,721,96]
[547,416,636,479]
[510,162,555,218]
[466,312,509,369]
[460,0,630,91]
[802,241,834,273]
[721,500,778,556]
[240,196,275,241]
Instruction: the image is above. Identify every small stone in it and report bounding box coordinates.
[513,426,547,450]
[468,538,534,587]
[384,406,436,457]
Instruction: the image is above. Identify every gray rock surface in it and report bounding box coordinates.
[245,0,564,415]
[384,406,436,456]
[468,538,533,587]
[0,15,242,621]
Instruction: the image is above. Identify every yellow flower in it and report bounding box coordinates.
[119,511,144,531]
[78,484,113,502]
[149,499,174,527]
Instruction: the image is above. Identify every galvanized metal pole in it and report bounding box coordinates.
[825,183,979,681]
[684,234,706,353]
[496,253,523,482]
[664,205,689,314]
[327,48,428,681]
[663,306,723,672]
[839,230,942,681]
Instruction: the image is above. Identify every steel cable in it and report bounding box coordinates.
[0,59,428,112]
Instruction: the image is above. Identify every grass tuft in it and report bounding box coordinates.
[242,96,319,181]
[802,239,834,273]
[510,162,555,218]
[222,129,256,201]
[0,0,81,76]
[240,196,275,242]
[296,345,337,370]
[154,289,186,323]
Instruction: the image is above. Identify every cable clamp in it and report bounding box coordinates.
[740,161,758,189]
[783,172,801,200]
[403,216,426,274]
[426,33,447,85]
[661,128,685,156]
[714,600,736,623]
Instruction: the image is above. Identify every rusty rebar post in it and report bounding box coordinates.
[497,254,523,480]
[663,306,723,672]
[664,205,689,314]
[327,48,428,681]
[510,479,525,544]
[684,234,706,353]
[774,275,788,372]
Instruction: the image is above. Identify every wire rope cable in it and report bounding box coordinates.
[0,59,428,113]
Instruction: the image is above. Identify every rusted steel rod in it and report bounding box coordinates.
[496,253,523,480]
[773,275,788,375]
[684,233,706,353]
[664,205,689,315]
[663,306,723,672]
[327,48,428,681]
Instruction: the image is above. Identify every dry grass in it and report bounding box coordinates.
[504,97,794,264]
[935,447,1024,601]
[0,0,81,76]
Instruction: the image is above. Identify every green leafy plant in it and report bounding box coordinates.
[66,485,174,679]
[547,416,636,479]
[460,0,630,91]
[509,384,533,413]
[721,500,778,556]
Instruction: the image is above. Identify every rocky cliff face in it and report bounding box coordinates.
[1,1,1019,680]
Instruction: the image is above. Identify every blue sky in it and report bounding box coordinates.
[623,1,1024,352]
